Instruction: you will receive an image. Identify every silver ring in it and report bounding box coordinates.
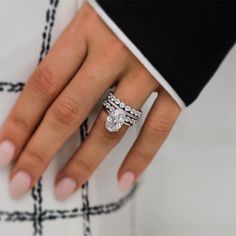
[103,92,142,132]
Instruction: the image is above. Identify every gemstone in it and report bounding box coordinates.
[105,108,126,132]
[119,102,125,108]
[125,106,131,112]
[115,98,120,104]
[130,109,135,115]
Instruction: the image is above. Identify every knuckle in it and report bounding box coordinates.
[26,148,49,168]
[51,96,81,126]
[75,3,98,31]
[77,3,96,21]
[146,115,173,140]
[10,113,31,133]
[29,65,57,96]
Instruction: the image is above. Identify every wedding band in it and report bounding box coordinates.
[102,92,142,132]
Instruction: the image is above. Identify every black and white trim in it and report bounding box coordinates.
[87,0,186,109]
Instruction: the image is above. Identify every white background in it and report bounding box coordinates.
[137,45,236,236]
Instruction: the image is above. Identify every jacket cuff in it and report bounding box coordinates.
[87,0,186,109]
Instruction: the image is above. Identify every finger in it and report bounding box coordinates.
[54,69,159,201]
[0,12,87,167]
[9,50,126,199]
[118,90,181,192]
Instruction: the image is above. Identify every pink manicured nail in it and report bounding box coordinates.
[10,171,31,199]
[0,140,15,167]
[55,177,77,201]
[118,172,135,192]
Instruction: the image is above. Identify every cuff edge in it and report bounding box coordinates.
[87,0,186,109]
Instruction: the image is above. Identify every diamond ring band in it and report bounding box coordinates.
[103,92,142,132]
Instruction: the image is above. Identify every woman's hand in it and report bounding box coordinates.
[0,3,181,200]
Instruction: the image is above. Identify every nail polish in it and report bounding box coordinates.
[10,171,31,199]
[55,177,77,201]
[118,172,135,192]
[0,140,15,167]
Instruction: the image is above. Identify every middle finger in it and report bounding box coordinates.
[54,69,158,200]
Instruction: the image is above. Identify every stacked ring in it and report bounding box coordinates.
[103,92,142,132]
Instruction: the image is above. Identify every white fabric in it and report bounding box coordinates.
[87,0,186,109]
[136,44,236,236]
[0,1,139,235]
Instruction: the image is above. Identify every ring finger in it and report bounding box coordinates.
[55,69,158,201]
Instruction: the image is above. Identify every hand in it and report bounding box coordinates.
[0,3,181,200]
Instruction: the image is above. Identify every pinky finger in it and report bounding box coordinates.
[117,90,181,192]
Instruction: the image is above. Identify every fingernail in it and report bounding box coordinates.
[10,171,31,199]
[0,140,15,167]
[55,177,77,201]
[118,172,135,192]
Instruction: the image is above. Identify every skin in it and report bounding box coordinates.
[0,3,181,200]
